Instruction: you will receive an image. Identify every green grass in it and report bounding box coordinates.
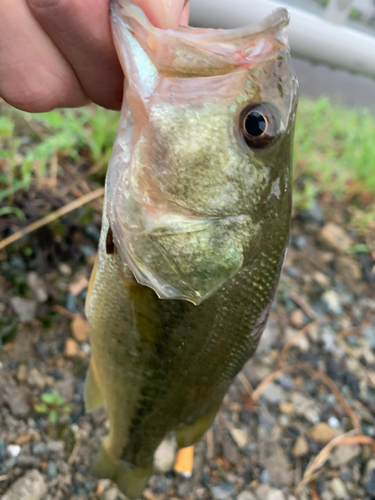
[0,104,118,202]
[294,97,375,220]
[0,96,374,227]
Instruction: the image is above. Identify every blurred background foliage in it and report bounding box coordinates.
[0,96,374,233]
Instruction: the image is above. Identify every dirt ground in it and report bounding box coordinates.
[0,197,375,500]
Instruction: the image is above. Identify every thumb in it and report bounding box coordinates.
[133,0,188,29]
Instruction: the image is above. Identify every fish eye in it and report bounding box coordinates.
[239,103,280,149]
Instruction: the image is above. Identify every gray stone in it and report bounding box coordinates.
[300,200,324,225]
[363,325,375,348]
[366,469,375,496]
[7,386,30,418]
[330,477,348,499]
[27,368,46,389]
[17,456,41,468]
[255,321,279,356]
[261,383,284,405]
[363,458,375,494]
[278,374,295,390]
[321,290,343,315]
[291,235,308,249]
[290,392,320,423]
[32,441,48,456]
[153,436,176,473]
[255,485,272,499]
[229,428,248,449]
[177,480,191,497]
[2,469,47,500]
[210,483,235,500]
[260,470,270,483]
[47,440,65,454]
[237,492,257,500]
[330,444,361,467]
[103,487,120,500]
[268,490,286,500]
[10,297,37,323]
[265,448,292,487]
[55,373,75,402]
[321,325,336,352]
[47,460,57,477]
[27,273,48,303]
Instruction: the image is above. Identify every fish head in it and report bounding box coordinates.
[107,1,298,304]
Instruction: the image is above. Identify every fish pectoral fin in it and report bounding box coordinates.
[175,400,221,449]
[84,363,105,412]
[93,442,152,500]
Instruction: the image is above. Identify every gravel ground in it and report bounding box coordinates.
[0,205,374,500]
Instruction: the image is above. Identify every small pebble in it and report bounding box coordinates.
[363,325,375,348]
[330,477,347,499]
[291,234,307,250]
[285,266,299,278]
[328,416,340,428]
[65,293,77,312]
[84,224,101,242]
[292,435,309,457]
[279,401,295,415]
[71,314,90,343]
[290,309,305,328]
[261,383,284,405]
[366,468,375,496]
[330,444,361,467]
[47,460,57,477]
[318,222,352,252]
[47,440,64,454]
[153,436,176,473]
[103,487,120,500]
[321,290,343,316]
[9,256,26,270]
[27,272,48,303]
[10,297,37,323]
[229,428,248,449]
[7,445,21,458]
[309,423,335,444]
[32,441,48,456]
[260,470,270,483]
[237,492,256,500]
[58,263,72,275]
[321,325,336,352]
[2,469,47,500]
[27,368,46,389]
[64,338,80,357]
[300,201,324,225]
[0,439,8,458]
[278,374,295,390]
[209,482,235,500]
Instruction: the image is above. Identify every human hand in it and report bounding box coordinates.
[0,0,189,112]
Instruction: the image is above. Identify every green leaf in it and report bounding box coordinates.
[34,403,48,413]
[0,206,26,220]
[346,243,370,254]
[49,410,58,424]
[40,392,55,404]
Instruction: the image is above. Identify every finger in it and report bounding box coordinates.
[27,0,123,110]
[134,0,187,29]
[180,1,190,25]
[0,0,88,112]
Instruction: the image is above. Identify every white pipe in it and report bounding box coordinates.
[189,0,375,79]
[324,0,354,24]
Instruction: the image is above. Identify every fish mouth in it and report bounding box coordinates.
[111,0,290,78]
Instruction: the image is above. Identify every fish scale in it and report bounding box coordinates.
[84,1,298,497]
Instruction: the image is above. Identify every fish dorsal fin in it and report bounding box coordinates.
[111,0,290,79]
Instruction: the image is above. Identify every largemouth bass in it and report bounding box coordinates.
[85,1,298,497]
